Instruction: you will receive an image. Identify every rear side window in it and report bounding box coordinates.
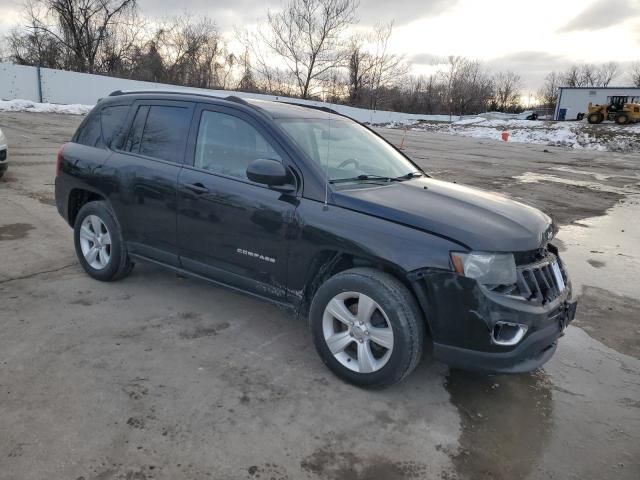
[126,105,149,153]
[75,113,104,148]
[136,106,191,163]
[101,105,130,148]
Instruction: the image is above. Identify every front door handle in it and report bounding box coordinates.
[185,182,209,194]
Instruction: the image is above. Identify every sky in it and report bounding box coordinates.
[1,0,639,94]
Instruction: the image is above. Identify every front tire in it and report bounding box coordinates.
[309,268,424,388]
[587,112,604,124]
[74,201,133,281]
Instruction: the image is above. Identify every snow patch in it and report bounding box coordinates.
[395,117,640,152]
[0,99,93,115]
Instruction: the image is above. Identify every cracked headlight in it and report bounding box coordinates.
[450,252,517,286]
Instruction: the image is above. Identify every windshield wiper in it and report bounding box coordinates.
[330,172,424,184]
[394,171,424,180]
[330,174,400,184]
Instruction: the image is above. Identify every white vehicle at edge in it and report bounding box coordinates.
[0,128,8,178]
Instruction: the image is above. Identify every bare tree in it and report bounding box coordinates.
[152,15,230,89]
[630,62,640,87]
[561,62,619,88]
[364,22,408,109]
[579,64,599,87]
[596,61,618,87]
[442,55,463,119]
[438,57,493,116]
[99,7,148,77]
[7,25,65,68]
[22,0,137,73]
[492,71,522,112]
[562,65,582,87]
[262,0,358,99]
[236,26,296,95]
[538,71,561,109]
[347,34,369,104]
[347,22,408,109]
[237,47,257,91]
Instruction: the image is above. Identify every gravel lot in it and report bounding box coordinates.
[1,112,639,480]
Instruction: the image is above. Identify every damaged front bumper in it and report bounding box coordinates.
[408,261,577,374]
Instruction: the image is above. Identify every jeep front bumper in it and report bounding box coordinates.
[408,268,577,374]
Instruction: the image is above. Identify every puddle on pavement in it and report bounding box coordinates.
[572,286,640,358]
[445,370,552,480]
[556,195,640,298]
[445,191,640,479]
[0,223,35,241]
[514,172,639,196]
[548,166,640,182]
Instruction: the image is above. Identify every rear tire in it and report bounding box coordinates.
[309,267,424,388]
[73,200,133,281]
[615,113,630,125]
[587,112,604,124]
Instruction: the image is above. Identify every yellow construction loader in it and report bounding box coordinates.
[587,96,640,125]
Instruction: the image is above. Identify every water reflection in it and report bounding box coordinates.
[445,369,553,480]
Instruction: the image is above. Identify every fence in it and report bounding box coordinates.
[0,63,458,124]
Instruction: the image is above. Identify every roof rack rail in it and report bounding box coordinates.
[225,95,251,106]
[105,90,345,119]
[277,101,341,116]
[107,89,226,101]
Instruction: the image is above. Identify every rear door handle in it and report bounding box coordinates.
[185,182,209,194]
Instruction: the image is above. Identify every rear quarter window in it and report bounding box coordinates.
[75,112,104,148]
[101,105,130,148]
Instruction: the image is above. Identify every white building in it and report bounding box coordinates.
[554,87,640,121]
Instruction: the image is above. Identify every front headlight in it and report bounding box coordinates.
[450,252,517,286]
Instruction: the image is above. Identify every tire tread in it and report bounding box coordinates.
[73,200,133,282]
[310,267,424,388]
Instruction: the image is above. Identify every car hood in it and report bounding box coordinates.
[332,177,552,252]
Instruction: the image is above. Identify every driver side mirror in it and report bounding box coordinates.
[246,159,295,193]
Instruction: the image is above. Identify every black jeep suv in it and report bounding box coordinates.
[55,91,576,388]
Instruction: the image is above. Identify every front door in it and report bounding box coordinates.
[177,104,297,301]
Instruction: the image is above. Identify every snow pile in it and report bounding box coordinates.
[0,99,93,115]
[393,117,640,152]
[381,119,419,128]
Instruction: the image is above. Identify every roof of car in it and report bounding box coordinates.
[107,89,343,121]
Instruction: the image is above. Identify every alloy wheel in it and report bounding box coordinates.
[79,214,112,270]
[322,291,394,373]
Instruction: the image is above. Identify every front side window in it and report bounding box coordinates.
[194,110,281,180]
[276,117,416,182]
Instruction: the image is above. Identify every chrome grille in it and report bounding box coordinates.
[516,254,566,303]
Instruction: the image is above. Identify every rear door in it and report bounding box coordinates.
[176,103,297,301]
[107,100,195,266]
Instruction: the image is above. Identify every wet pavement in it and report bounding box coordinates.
[0,113,639,480]
[380,128,640,480]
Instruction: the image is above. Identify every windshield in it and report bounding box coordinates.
[276,118,419,182]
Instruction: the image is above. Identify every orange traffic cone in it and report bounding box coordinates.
[399,127,408,149]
